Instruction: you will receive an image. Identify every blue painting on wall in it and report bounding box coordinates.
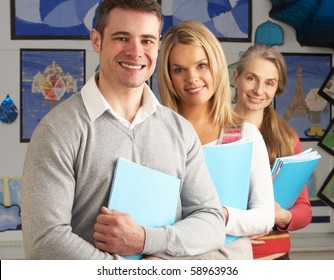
[20,49,85,142]
[0,177,22,232]
[11,0,101,39]
[11,0,251,41]
[158,0,252,41]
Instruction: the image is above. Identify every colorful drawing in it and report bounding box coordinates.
[20,49,85,142]
[318,118,334,156]
[274,53,332,141]
[0,177,22,232]
[317,169,334,209]
[318,66,334,105]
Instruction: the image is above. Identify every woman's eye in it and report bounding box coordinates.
[266,81,276,87]
[174,68,183,73]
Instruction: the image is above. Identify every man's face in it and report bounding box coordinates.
[91,8,160,90]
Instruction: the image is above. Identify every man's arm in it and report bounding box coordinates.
[21,122,119,260]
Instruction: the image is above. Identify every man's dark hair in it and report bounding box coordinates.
[95,0,163,40]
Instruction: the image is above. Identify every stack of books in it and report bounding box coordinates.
[272,148,321,209]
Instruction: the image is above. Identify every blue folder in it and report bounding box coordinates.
[272,150,321,209]
[203,139,253,244]
[108,158,181,260]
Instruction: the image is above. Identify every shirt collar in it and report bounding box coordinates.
[81,73,163,126]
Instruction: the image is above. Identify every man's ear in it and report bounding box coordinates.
[90,29,102,53]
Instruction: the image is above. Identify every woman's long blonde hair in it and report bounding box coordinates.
[158,20,242,127]
[235,45,295,165]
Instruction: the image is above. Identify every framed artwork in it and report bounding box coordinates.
[318,118,334,156]
[11,0,100,39]
[300,153,332,225]
[20,49,86,142]
[317,168,334,209]
[0,176,22,232]
[274,53,332,141]
[158,0,252,42]
[318,66,334,105]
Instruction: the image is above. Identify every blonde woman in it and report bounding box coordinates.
[158,21,275,259]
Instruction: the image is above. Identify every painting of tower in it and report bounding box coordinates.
[284,65,310,120]
[274,53,331,141]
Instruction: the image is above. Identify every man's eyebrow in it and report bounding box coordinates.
[111,31,130,36]
[142,34,159,40]
[111,31,158,40]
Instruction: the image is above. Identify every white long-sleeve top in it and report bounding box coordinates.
[206,121,275,237]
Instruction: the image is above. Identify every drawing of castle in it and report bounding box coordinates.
[32,61,77,101]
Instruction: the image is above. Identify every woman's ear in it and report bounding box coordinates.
[233,70,239,89]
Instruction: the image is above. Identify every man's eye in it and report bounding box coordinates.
[144,40,153,44]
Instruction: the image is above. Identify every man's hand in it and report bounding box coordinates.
[94,206,145,256]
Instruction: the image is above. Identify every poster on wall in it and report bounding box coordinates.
[20,49,86,142]
[0,177,22,233]
[274,53,332,141]
[10,0,101,39]
[318,66,334,105]
[158,0,252,42]
[318,118,334,156]
[317,168,334,209]
[11,0,252,41]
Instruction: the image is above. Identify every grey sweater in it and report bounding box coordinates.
[21,93,225,259]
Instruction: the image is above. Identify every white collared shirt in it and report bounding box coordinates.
[81,73,162,129]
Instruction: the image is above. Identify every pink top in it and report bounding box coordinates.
[252,132,312,258]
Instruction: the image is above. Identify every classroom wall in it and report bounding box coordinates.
[0,0,333,257]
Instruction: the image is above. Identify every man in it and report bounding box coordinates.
[21,0,225,259]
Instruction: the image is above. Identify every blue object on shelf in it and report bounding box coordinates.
[255,20,284,46]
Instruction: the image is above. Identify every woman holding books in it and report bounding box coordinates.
[157,21,275,259]
[233,44,312,259]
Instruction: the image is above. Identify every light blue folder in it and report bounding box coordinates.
[272,150,321,209]
[203,139,253,244]
[108,158,181,260]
